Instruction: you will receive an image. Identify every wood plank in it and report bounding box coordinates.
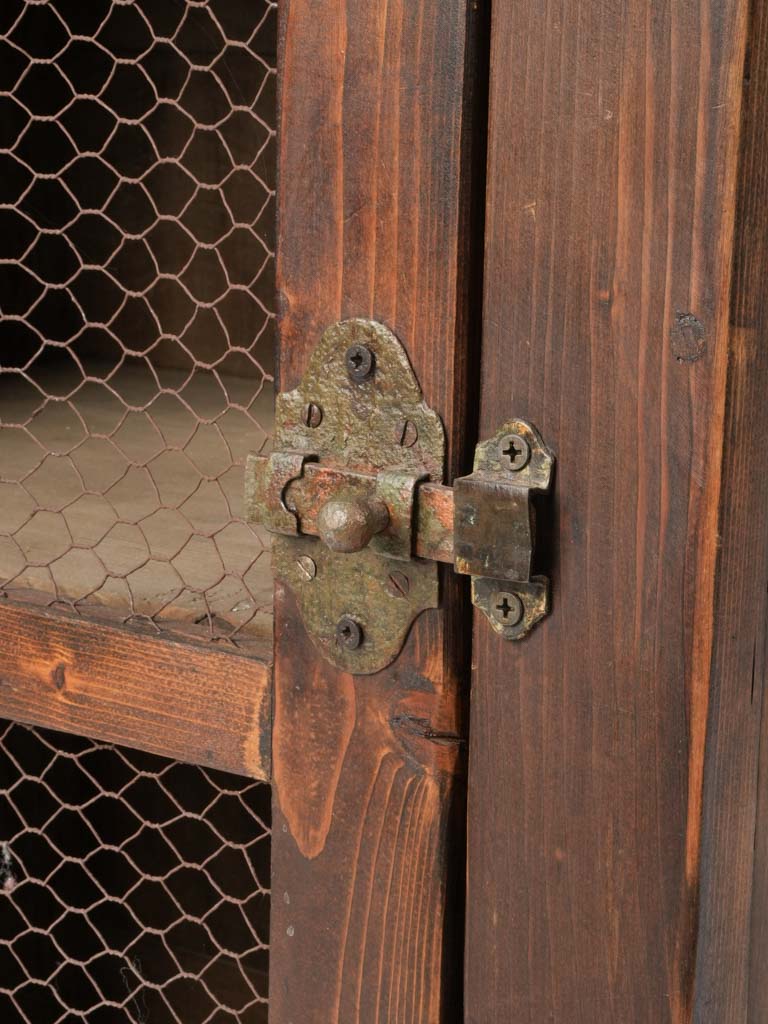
[466,0,766,1020]
[695,0,768,1016]
[0,602,272,781]
[270,0,487,1020]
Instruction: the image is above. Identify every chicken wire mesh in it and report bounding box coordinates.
[0,0,277,649]
[0,719,271,1023]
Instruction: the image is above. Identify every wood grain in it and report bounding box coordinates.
[694,0,768,1017]
[466,0,767,1020]
[0,602,272,780]
[271,0,487,1020]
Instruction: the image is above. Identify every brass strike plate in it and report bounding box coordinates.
[260,319,445,675]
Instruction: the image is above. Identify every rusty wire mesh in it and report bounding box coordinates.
[0,0,277,648]
[0,719,271,1022]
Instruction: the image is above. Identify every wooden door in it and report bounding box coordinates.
[466,0,768,1021]
[0,1,485,1022]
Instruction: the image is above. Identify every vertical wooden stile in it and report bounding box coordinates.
[271,2,487,1020]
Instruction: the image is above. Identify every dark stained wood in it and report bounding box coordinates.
[0,602,272,781]
[467,0,768,1021]
[695,0,768,1018]
[271,0,487,1020]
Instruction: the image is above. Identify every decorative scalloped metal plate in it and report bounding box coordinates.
[272,319,445,674]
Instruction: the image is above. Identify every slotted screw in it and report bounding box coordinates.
[296,555,317,581]
[386,570,410,599]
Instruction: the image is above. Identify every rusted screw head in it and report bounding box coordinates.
[394,418,418,448]
[345,344,375,382]
[386,570,410,599]
[491,591,524,627]
[499,433,531,471]
[335,616,363,650]
[304,402,323,428]
[296,555,317,581]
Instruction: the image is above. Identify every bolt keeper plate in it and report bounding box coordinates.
[453,418,554,640]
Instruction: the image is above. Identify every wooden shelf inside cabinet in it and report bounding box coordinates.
[0,358,276,650]
[0,357,275,779]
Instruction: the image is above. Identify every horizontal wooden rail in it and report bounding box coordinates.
[0,602,272,781]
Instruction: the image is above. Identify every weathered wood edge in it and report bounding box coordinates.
[693,0,768,1016]
[0,601,272,781]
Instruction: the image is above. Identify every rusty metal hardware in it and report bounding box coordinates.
[246,319,444,675]
[245,319,554,672]
[454,419,554,639]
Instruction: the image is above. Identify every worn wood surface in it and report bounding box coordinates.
[0,602,272,780]
[695,0,768,1018]
[466,0,768,1021]
[271,0,487,1020]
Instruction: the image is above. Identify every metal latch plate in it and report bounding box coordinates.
[250,318,445,674]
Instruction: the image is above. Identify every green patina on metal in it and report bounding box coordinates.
[245,321,556,670]
[259,319,445,675]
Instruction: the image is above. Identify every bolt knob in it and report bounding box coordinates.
[317,498,389,553]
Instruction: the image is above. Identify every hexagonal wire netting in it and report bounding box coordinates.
[0,0,277,650]
[0,719,271,1023]
[0,2,276,1018]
